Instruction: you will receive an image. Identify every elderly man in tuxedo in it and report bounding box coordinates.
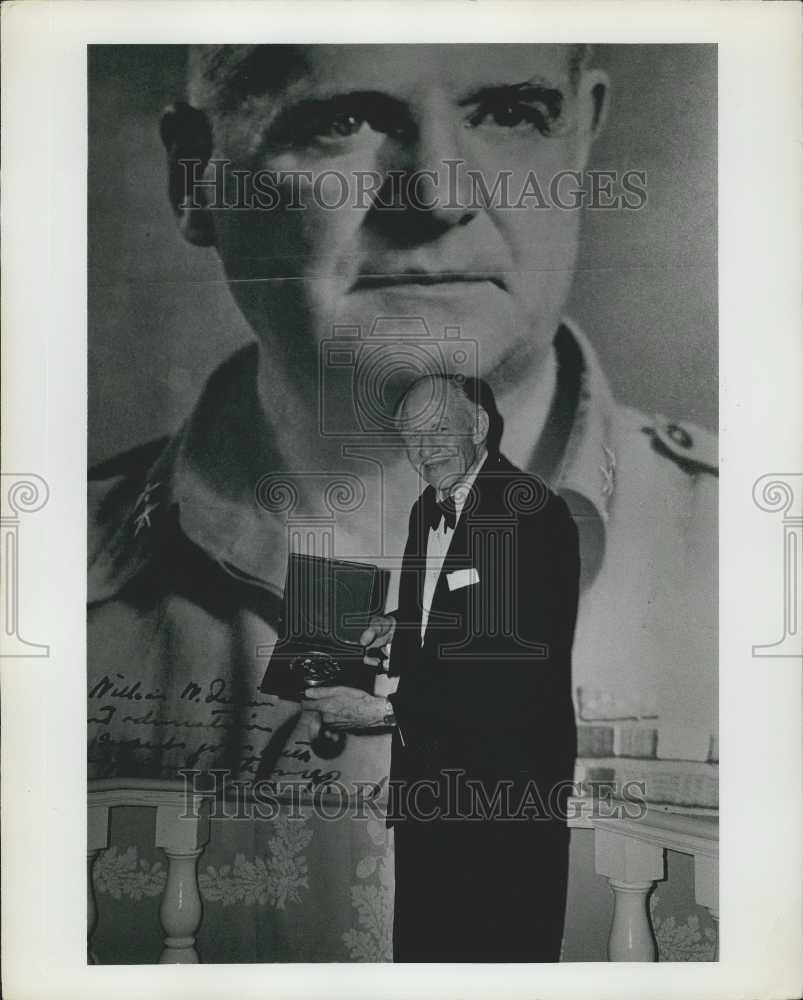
[305,372,580,962]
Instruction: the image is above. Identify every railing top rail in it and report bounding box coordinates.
[89,778,192,793]
[591,802,718,858]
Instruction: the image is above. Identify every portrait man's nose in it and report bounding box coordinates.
[363,111,479,247]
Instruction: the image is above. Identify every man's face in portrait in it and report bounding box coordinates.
[178,44,607,391]
[398,377,487,494]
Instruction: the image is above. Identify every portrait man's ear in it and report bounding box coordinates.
[573,68,610,171]
[159,101,216,247]
[473,407,490,445]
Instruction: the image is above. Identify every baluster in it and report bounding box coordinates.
[87,804,110,963]
[694,851,719,959]
[87,850,101,964]
[607,879,658,961]
[159,847,205,962]
[155,798,210,963]
[593,825,664,961]
[708,913,720,961]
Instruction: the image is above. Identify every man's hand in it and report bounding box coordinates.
[359,614,395,669]
[301,686,389,729]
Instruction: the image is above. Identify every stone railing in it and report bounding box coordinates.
[88,781,718,963]
[88,779,213,964]
[588,806,718,960]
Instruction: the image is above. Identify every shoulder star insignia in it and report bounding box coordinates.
[132,481,161,535]
[133,500,159,535]
[599,444,616,499]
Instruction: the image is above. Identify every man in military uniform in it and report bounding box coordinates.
[88,43,717,957]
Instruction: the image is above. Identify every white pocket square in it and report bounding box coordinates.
[446,567,480,591]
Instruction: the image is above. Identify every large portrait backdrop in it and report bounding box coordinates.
[87,42,718,964]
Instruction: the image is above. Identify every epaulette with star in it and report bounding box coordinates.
[645,415,718,476]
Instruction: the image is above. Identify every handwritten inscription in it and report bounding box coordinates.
[89,673,275,708]
[88,672,344,788]
[88,705,273,732]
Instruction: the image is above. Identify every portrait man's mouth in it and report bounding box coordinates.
[421,455,453,474]
[350,271,507,293]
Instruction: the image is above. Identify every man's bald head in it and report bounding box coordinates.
[397,374,501,449]
[396,374,501,493]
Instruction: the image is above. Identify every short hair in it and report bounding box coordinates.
[397,373,504,456]
[187,45,305,112]
[187,43,593,111]
[568,44,592,89]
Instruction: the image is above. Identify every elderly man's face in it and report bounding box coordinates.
[398,378,485,494]
[192,45,604,387]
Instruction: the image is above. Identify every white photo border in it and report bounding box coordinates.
[1,2,801,998]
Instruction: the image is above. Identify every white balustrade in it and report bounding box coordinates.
[590,805,719,961]
[88,786,717,964]
[88,779,212,964]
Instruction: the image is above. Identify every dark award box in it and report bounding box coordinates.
[259,552,390,700]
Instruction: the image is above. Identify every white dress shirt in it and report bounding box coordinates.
[420,449,488,642]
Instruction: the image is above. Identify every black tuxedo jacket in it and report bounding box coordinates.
[386,452,580,823]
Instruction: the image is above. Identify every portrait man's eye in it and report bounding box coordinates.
[464,85,567,137]
[267,94,412,150]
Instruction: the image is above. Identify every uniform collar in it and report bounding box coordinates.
[88,319,616,602]
[526,318,617,588]
[165,343,289,594]
[87,344,288,605]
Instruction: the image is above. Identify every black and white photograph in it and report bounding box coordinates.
[86,39,719,965]
[1,3,800,998]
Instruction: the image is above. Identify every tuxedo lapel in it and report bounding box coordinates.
[392,491,431,676]
[412,488,433,638]
[404,454,522,656]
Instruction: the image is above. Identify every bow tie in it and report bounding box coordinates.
[425,492,459,531]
